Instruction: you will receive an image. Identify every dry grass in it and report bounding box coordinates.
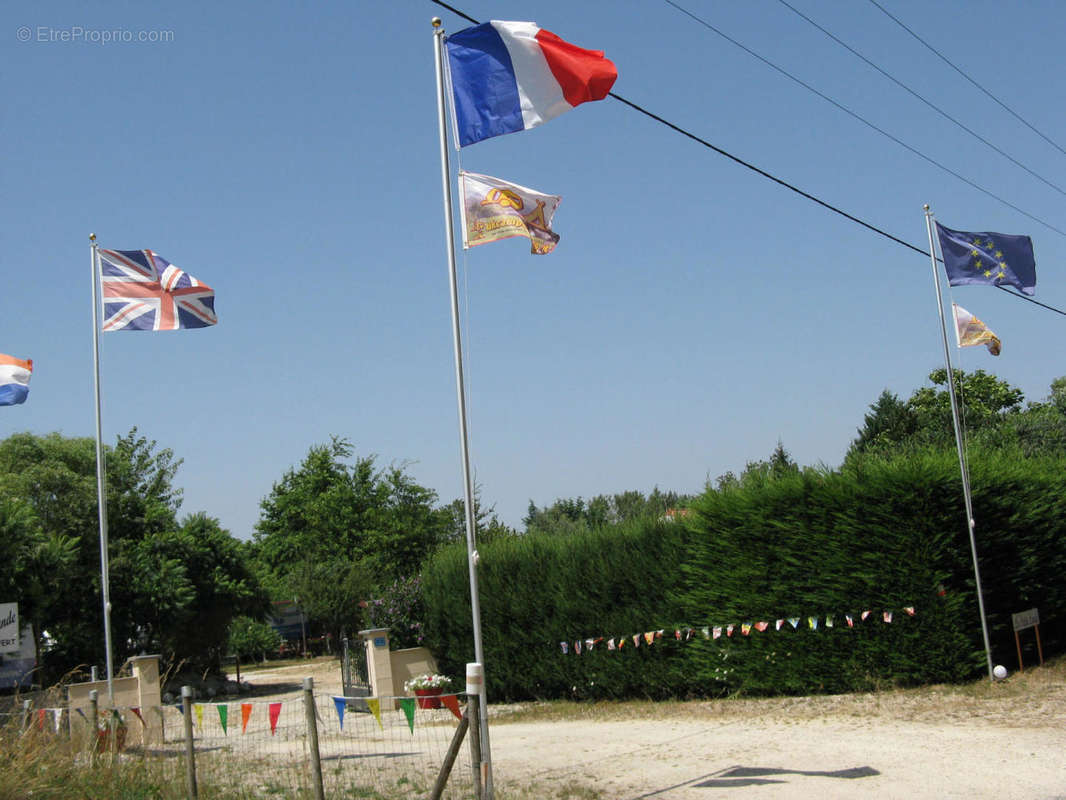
[487,654,1066,728]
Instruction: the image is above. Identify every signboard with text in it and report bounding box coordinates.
[1012,607,1040,632]
[0,603,19,653]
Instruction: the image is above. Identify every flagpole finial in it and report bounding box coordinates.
[432,17,442,28]
[89,233,96,242]
[923,204,930,212]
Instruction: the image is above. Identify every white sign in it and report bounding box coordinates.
[0,603,19,652]
[1011,607,1040,632]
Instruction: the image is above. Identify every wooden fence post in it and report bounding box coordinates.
[182,686,198,800]
[303,677,325,800]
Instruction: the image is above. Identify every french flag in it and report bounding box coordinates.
[0,353,32,406]
[446,21,617,147]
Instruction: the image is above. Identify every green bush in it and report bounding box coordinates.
[421,448,1066,700]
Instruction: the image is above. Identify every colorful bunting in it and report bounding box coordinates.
[194,704,203,729]
[130,707,146,727]
[441,694,463,721]
[557,602,918,655]
[268,703,281,736]
[218,705,228,735]
[333,697,346,730]
[240,703,252,733]
[366,698,382,730]
[398,698,416,734]
[53,708,64,733]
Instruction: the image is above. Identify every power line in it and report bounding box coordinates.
[774,0,1066,199]
[659,0,1066,239]
[866,0,1066,160]
[428,1,1066,317]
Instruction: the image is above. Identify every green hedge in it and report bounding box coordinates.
[422,448,1066,700]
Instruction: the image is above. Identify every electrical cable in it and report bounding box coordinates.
[429,0,1066,317]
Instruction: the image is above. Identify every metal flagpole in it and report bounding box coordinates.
[923,206,995,681]
[432,18,494,797]
[89,233,116,701]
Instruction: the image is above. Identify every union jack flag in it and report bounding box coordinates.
[98,249,216,331]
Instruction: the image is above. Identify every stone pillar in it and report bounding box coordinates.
[129,655,162,745]
[358,628,394,699]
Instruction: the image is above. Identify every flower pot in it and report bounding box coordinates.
[414,688,442,709]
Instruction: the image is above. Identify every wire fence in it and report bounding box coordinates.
[3,685,478,799]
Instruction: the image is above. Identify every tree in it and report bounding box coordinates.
[0,430,261,678]
[227,616,281,663]
[252,438,448,634]
[850,390,917,457]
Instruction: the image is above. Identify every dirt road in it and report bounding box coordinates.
[240,658,1066,799]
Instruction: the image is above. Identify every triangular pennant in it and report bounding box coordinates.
[726,624,734,637]
[656,630,664,639]
[789,618,800,628]
[644,632,654,645]
[441,693,463,721]
[333,697,346,730]
[240,703,252,733]
[585,638,595,651]
[675,629,682,640]
[755,621,769,632]
[618,637,625,649]
[775,619,784,631]
[825,616,834,628]
[712,626,722,640]
[268,702,281,735]
[861,610,871,621]
[367,698,383,730]
[607,638,616,650]
[632,634,640,647]
[904,606,916,616]
[194,704,204,729]
[845,614,854,628]
[131,707,146,727]
[740,623,751,636]
[560,641,568,654]
[574,640,582,654]
[701,627,710,639]
[53,708,64,733]
[218,705,228,735]
[36,709,46,730]
[808,617,818,630]
[399,698,416,733]
[75,708,88,722]
[883,611,893,623]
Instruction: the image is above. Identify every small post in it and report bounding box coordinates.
[429,701,470,800]
[88,690,99,760]
[303,677,325,800]
[21,699,31,733]
[1034,623,1044,666]
[466,692,483,800]
[182,686,198,800]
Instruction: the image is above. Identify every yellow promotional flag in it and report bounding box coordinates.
[952,304,1001,356]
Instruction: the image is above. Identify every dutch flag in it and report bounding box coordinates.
[0,354,32,406]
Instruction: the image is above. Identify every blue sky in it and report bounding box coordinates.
[3,0,1064,540]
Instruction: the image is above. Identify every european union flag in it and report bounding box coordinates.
[935,222,1036,296]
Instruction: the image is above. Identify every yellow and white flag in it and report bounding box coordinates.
[952,304,1001,356]
[459,171,561,254]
